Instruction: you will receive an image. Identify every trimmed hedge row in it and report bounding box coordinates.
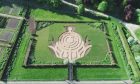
[117,25,140,80]
[0,19,25,79]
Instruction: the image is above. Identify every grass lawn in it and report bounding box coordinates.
[8,30,68,80]
[76,21,129,80]
[32,23,110,65]
[30,4,97,21]
[31,9,95,21]
[135,29,140,40]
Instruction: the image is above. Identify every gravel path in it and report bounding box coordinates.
[0,80,133,84]
[0,13,24,20]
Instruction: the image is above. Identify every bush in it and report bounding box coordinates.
[127,36,135,44]
[50,0,62,8]
[97,1,108,12]
[135,9,140,23]
[132,44,140,53]
[77,4,85,14]
[135,56,140,62]
[37,0,62,8]
[75,0,83,5]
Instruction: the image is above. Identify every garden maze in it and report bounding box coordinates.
[23,21,117,67]
[49,26,92,63]
[1,0,139,81]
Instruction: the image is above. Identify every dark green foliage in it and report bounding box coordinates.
[97,1,108,12]
[77,4,85,15]
[75,0,83,5]
[37,0,62,8]
[132,44,140,53]
[50,0,62,8]
[0,17,7,28]
[135,9,140,23]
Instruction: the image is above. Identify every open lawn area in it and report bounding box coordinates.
[30,3,99,21]
[8,30,68,80]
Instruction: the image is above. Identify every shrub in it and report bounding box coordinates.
[136,9,140,23]
[77,4,85,15]
[50,0,62,8]
[97,1,108,12]
[131,44,140,53]
[127,36,135,44]
[37,0,62,8]
[135,56,140,62]
[75,0,83,5]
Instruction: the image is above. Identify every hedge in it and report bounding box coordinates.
[117,26,140,79]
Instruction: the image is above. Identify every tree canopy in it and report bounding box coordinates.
[97,1,108,12]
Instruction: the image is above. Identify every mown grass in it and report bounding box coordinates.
[8,29,68,80]
[30,8,95,21]
[76,21,129,80]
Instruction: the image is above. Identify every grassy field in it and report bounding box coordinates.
[31,23,110,65]
[8,30,68,80]
[135,29,140,40]
[76,21,129,80]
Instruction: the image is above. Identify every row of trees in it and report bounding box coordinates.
[37,0,62,8]
[75,0,108,15]
[35,0,140,23]
[75,0,140,22]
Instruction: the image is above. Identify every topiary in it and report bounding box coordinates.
[75,0,83,5]
[97,0,108,12]
[77,4,85,15]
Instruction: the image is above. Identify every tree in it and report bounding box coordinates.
[97,1,108,12]
[123,0,135,6]
[114,0,122,6]
[77,4,85,15]
[135,9,140,23]
[37,0,62,8]
[50,0,62,8]
[83,0,92,5]
[124,4,135,21]
[75,0,83,5]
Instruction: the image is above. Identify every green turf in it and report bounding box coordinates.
[8,30,68,80]
[76,21,129,80]
[31,8,95,21]
[135,29,140,40]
